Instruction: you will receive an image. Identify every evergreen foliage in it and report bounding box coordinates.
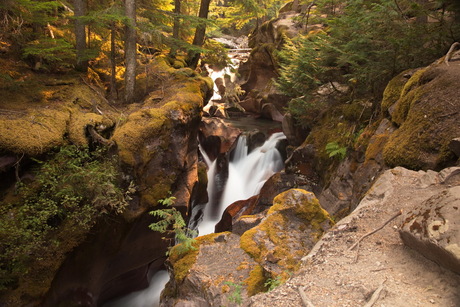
[276,0,460,127]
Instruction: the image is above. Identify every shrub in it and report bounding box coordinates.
[0,145,131,290]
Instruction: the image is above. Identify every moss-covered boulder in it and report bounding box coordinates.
[161,232,261,306]
[383,61,460,170]
[240,189,333,281]
[161,189,333,306]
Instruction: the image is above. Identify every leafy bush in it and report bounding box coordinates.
[0,145,131,290]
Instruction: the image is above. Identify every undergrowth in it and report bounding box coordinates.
[0,145,132,291]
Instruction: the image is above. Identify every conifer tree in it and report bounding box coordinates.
[73,0,88,72]
[124,0,137,103]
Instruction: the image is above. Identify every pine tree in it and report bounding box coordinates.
[124,0,137,103]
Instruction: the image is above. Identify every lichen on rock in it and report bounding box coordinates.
[240,189,334,280]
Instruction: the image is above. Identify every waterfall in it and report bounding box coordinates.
[198,132,286,236]
[103,270,169,307]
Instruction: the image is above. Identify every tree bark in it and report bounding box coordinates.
[173,0,181,40]
[124,0,137,103]
[187,0,211,69]
[169,0,181,56]
[73,0,88,72]
[110,23,118,101]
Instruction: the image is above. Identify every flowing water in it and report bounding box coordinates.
[104,270,169,307]
[106,38,282,307]
[197,132,286,236]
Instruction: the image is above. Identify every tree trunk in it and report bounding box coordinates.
[187,0,211,69]
[124,0,137,104]
[173,0,181,40]
[110,23,118,101]
[73,0,88,72]
[170,0,181,56]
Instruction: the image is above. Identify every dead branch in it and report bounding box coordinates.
[298,287,315,307]
[444,42,460,66]
[349,210,402,251]
[87,125,113,147]
[363,279,386,307]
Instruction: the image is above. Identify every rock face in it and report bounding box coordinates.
[161,189,334,306]
[383,59,460,170]
[285,53,460,219]
[400,184,460,274]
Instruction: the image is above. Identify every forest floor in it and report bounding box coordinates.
[249,168,460,307]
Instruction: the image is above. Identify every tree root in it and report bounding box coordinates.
[349,210,402,251]
[298,287,315,307]
[444,42,460,66]
[364,279,386,307]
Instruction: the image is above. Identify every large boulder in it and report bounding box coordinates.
[240,189,334,278]
[400,183,460,274]
[161,189,334,306]
[383,58,460,170]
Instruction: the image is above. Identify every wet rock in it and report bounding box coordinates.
[199,117,242,155]
[400,185,460,274]
[215,195,259,233]
[282,112,309,146]
[261,103,284,122]
[449,137,460,158]
[247,130,266,153]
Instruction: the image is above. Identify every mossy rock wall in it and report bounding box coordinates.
[0,55,213,306]
[0,78,116,156]
[383,62,460,170]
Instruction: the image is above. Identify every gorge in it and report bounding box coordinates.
[1,1,460,307]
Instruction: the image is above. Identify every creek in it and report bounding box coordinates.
[197,131,286,236]
[105,38,286,307]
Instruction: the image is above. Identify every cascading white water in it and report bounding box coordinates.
[103,270,169,307]
[198,132,286,236]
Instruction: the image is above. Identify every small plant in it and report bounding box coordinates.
[224,281,243,305]
[325,141,347,160]
[264,275,282,292]
[149,194,197,256]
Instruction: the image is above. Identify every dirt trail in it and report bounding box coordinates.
[249,167,460,307]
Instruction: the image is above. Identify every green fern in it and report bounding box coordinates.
[325,142,347,160]
[149,195,197,256]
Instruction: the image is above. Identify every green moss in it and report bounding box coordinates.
[169,233,223,283]
[365,134,389,162]
[383,64,460,170]
[390,68,427,126]
[0,107,69,155]
[381,69,413,114]
[271,189,333,237]
[244,265,267,296]
[68,110,113,146]
[240,189,334,276]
